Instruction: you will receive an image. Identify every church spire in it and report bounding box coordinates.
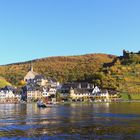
[30,62,33,72]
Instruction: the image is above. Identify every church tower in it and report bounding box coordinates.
[28,62,34,72]
[30,63,33,72]
[24,62,38,82]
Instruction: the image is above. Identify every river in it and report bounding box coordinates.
[0,102,140,140]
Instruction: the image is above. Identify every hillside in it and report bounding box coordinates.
[0,53,116,86]
[102,60,140,91]
[0,77,11,88]
[101,50,140,99]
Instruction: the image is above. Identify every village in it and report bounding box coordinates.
[0,65,120,103]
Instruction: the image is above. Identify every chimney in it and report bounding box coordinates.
[87,83,90,89]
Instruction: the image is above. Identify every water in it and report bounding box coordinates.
[0,102,140,140]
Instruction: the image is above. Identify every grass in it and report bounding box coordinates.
[120,92,140,100]
[130,94,140,100]
[120,93,130,100]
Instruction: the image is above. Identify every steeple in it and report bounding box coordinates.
[30,62,33,72]
[24,62,38,82]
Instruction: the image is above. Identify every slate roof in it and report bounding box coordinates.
[74,89,91,95]
[61,82,94,90]
[23,83,43,92]
[0,86,15,92]
[34,75,46,80]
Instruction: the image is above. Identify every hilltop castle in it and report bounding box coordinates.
[103,50,140,67]
[123,50,140,58]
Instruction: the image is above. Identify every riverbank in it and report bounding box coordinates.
[1,100,140,104]
[120,93,140,100]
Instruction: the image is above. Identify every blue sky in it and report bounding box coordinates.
[0,0,140,64]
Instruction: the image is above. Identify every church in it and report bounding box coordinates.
[24,64,39,82]
[24,64,48,86]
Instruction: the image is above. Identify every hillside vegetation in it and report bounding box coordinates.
[102,51,140,96]
[0,54,115,87]
[0,77,11,88]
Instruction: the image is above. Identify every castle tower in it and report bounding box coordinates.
[123,49,126,57]
[123,49,129,58]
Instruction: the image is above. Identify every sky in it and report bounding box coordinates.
[0,0,140,64]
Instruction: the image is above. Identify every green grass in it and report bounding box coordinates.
[130,94,140,100]
[120,93,140,100]
[120,93,130,100]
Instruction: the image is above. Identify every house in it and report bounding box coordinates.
[0,91,6,102]
[47,88,57,96]
[0,86,20,103]
[59,88,70,99]
[92,89,110,101]
[91,88,120,101]
[27,90,42,102]
[14,93,21,101]
[92,86,101,94]
[70,88,92,100]
[21,83,42,102]
[42,87,57,98]
[59,82,94,100]
[42,89,49,98]
[60,82,94,94]
[33,75,47,86]
[13,88,22,101]
[62,82,94,89]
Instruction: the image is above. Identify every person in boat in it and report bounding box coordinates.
[37,99,46,107]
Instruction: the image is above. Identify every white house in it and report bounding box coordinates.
[0,91,6,102]
[42,88,50,97]
[92,87,110,101]
[42,87,57,98]
[0,86,17,102]
[48,88,57,96]
[5,90,15,98]
[92,86,101,94]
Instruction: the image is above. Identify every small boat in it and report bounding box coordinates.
[37,103,47,108]
[37,100,47,108]
[20,100,27,104]
[37,100,56,108]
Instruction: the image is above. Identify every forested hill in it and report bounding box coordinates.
[0,53,116,87]
[101,51,140,94]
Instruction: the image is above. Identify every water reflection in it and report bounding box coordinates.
[0,103,140,139]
